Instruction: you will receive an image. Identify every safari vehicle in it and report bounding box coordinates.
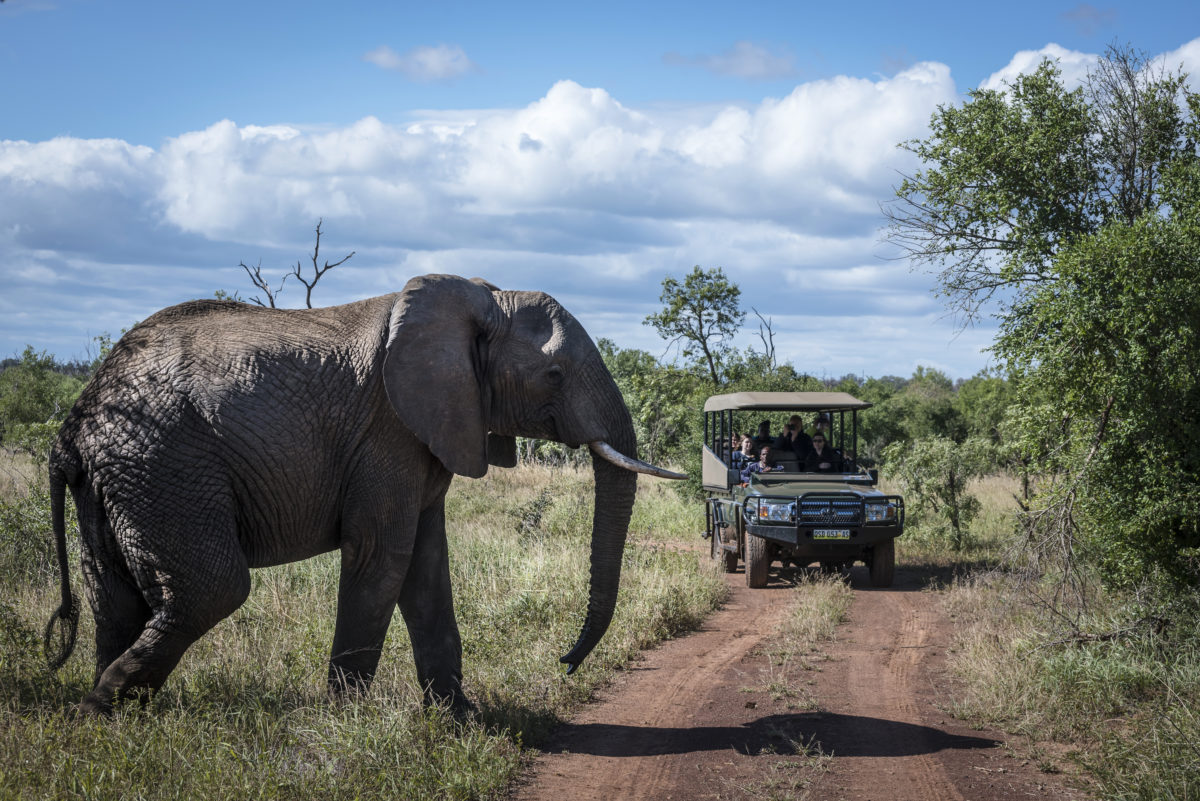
[702,392,904,588]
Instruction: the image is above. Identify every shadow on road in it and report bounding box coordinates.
[540,712,999,758]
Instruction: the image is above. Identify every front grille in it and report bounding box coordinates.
[798,497,863,525]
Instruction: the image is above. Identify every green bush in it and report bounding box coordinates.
[0,486,64,585]
[883,436,993,550]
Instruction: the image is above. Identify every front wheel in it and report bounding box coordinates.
[711,525,738,573]
[869,539,895,588]
[746,534,770,588]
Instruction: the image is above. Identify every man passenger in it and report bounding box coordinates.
[773,414,812,456]
[752,420,773,451]
[741,444,783,483]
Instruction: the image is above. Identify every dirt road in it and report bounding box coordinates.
[512,564,1083,801]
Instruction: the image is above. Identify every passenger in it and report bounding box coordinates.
[812,413,831,439]
[752,420,773,451]
[730,435,756,470]
[772,414,812,456]
[741,444,783,483]
[804,433,842,473]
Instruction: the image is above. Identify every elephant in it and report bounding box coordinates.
[43,273,682,716]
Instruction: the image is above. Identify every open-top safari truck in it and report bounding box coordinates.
[702,392,905,588]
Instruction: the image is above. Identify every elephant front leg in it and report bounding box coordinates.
[328,544,411,696]
[398,504,474,718]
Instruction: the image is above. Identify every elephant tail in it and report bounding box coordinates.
[44,466,79,671]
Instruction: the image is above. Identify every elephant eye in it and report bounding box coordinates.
[546,365,565,387]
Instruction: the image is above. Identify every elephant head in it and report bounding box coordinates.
[382,274,682,673]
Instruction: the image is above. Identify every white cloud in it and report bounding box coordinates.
[665,41,796,80]
[0,56,1032,377]
[979,43,1097,91]
[1154,36,1200,90]
[364,44,477,82]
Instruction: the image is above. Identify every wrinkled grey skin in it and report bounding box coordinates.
[45,274,642,717]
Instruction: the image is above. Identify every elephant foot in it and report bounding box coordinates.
[327,665,374,699]
[74,692,115,718]
[417,689,478,731]
[438,691,478,724]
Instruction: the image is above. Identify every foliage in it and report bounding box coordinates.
[644,265,745,385]
[997,210,1200,588]
[946,572,1200,801]
[0,347,85,444]
[0,485,62,584]
[883,436,994,550]
[888,43,1200,590]
[2,423,59,468]
[952,369,1015,444]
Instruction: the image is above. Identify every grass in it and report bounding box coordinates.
[885,473,1023,582]
[0,459,726,800]
[932,473,1200,800]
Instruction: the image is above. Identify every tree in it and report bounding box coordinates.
[238,220,354,309]
[644,266,745,385]
[886,43,1200,588]
[885,45,1195,323]
[883,436,994,551]
[0,348,85,442]
[0,347,88,466]
[953,370,1014,444]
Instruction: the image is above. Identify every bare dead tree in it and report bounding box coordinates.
[290,219,356,309]
[237,220,355,309]
[751,307,776,371]
[239,259,289,309]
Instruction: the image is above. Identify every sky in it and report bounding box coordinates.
[2,1,1199,380]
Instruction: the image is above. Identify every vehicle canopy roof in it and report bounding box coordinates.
[703,391,872,413]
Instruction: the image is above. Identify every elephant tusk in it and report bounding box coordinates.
[589,441,686,480]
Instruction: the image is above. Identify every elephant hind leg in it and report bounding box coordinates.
[77,520,252,716]
[82,551,152,687]
[76,489,152,684]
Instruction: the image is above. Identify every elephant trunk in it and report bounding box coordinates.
[559,433,639,675]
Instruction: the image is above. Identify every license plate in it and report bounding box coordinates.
[813,529,851,540]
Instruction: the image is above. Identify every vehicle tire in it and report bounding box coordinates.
[869,539,895,588]
[746,534,770,588]
[711,525,738,573]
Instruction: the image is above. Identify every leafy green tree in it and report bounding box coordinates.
[888,43,1200,587]
[0,347,85,444]
[997,210,1200,586]
[953,370,1015,444]
[883,436,994,550]
[644,266,745,385]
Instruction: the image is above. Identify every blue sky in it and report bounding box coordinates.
[3,0,1199,378]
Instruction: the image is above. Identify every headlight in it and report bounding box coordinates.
[865,502,896,522]
[757,501,796,523]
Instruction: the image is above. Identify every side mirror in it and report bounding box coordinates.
[868,468,879,483]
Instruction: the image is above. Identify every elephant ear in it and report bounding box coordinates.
[384,275,500,479]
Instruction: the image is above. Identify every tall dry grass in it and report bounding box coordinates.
[939,474,1200,799]
[0,461,725,800]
